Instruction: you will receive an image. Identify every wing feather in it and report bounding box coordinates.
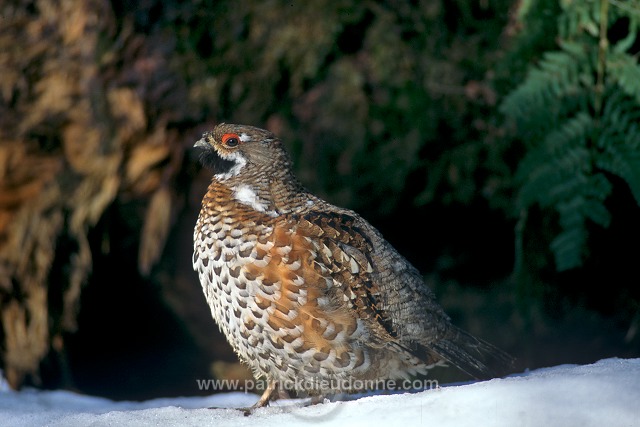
[295,207,514,378]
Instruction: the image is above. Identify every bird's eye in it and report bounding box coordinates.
[222,133,240,148]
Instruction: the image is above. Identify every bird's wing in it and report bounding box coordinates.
[294,208,514,379]
[294,210,431,347]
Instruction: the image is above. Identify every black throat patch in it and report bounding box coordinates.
[198,148,237,175]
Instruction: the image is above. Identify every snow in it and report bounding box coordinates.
[1,358,638,427]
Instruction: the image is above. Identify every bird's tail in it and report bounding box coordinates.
[426,327,515,380]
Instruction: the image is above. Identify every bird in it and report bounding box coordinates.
[192,123,512,411]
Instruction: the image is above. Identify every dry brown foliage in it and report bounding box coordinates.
[0,0,191,388]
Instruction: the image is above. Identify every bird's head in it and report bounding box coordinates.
[194,123,293,182]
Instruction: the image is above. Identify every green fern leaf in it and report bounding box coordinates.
[550,222,587,271]
[506,0,640,273]
[550,173,612,271]
[516,112,593,207]
[597,144,640,206]
[607,52,640,103]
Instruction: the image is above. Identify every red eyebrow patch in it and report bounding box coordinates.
[222,133,241,147]
[222,133,240,144]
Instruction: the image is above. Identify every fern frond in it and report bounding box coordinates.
[550,219,587,271]
[516,113,593,209]
[607,51,640,104]
[558,0,599,39]
[595,88,640,204]
[507,0,640,273]
[596,144,640,206]
[609,0,640,19]
[501,46,593,143]
[598,91,640,150]
[550,173,612,271]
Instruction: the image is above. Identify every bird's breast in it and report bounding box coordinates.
[192,195,377,381]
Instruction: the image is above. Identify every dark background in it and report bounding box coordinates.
[1,0,639,400]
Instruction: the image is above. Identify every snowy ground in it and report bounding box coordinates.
[0,358,638,427]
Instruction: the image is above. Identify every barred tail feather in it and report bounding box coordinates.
[428,327,515,380]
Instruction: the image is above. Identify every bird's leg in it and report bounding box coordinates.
[207,379,278,415]
[241,379,278,416]
[252,379,278,409]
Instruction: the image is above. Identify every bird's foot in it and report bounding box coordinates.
[241,379,279,416]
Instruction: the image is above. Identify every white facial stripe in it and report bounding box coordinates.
[239,133,251,142]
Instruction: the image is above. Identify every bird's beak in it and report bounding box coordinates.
[194,138,209,149]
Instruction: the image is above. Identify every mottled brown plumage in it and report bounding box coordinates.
[193,124,511,410]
